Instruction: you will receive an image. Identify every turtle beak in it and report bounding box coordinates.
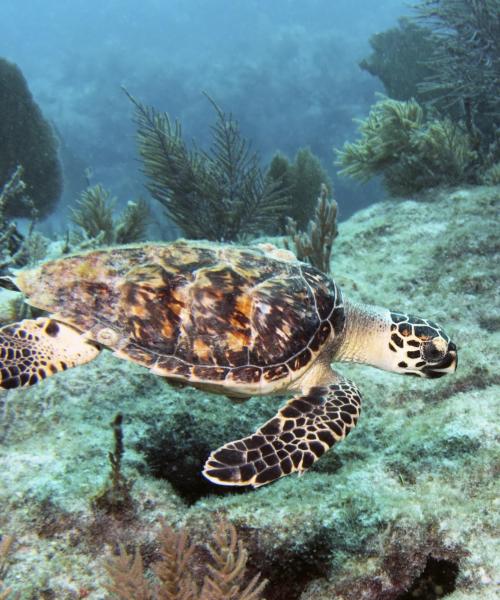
[422,342,458,378]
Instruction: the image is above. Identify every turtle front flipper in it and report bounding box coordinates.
[0,318,100,390]
[203,377,362,487]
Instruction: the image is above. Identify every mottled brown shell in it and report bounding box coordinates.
[16,241,345,392]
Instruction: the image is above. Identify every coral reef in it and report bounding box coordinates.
[0,57,62,219]
[360,17,437,103]
[284,183,338,274]
[415,1,499,122]
[358,1,500,177]
[336,97,478,195]
[267,148,332,231]
[0,535,14,599]
[480,162,500,185]
[415,0,500,172]
[0,185,498,598]
[105,519,266,600]
[71,183,150,247]
[0,166,50,275]
[127,91,288,241]
[0,166,29,273]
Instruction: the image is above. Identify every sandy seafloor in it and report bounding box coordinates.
[0,185,498,599]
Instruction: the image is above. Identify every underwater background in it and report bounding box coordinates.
[0,0,499,598]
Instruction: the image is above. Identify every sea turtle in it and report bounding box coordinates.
[0,240,457,487]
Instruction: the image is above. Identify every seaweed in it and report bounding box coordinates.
[126,90,288,241]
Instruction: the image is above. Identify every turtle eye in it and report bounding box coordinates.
[422,338,447,363]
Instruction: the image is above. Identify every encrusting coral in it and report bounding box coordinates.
[336,96,478,195]
[126,90,288,241]
[105,519,267,600]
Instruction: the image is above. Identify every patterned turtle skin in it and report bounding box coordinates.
[0,240,457,487]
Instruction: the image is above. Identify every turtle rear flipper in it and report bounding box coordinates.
[0,318,100,390]
[203,377,362,487]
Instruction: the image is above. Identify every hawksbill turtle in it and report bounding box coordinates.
[0,240,457,487]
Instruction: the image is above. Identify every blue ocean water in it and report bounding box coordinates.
[0,0,410,225]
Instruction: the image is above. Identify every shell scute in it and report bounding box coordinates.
[153,356,191,378]
[287,348,312,371]
[16,241,345,388]
[301,265,338,320]
[263,364,290,382]
[228,365,263,384]
[192,365,229,381]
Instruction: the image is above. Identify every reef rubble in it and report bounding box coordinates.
[0,185,498,599]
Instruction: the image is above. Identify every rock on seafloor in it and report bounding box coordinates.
[0,185,498,599]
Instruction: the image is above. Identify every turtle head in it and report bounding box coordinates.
[388,312,457,378]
